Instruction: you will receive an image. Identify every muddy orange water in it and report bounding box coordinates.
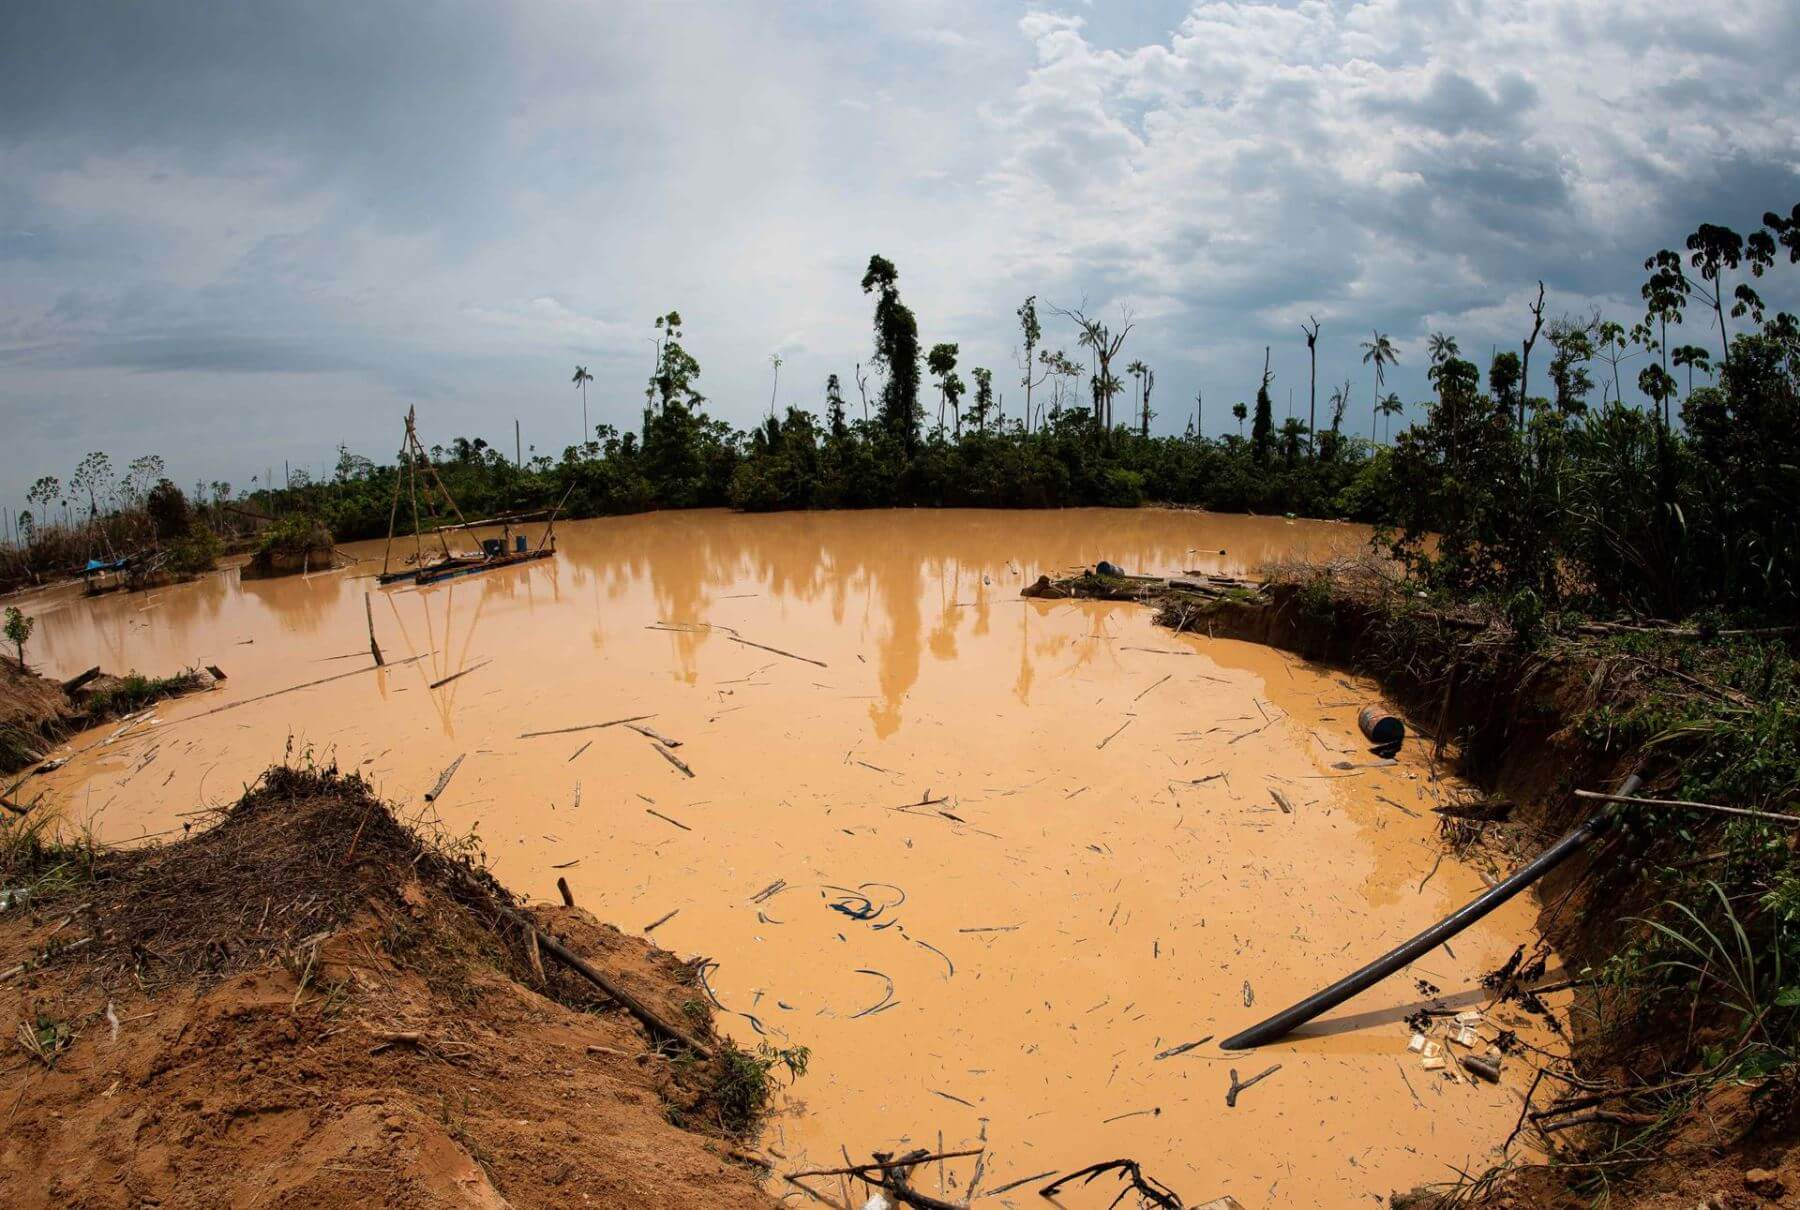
[26,509,1565,1206]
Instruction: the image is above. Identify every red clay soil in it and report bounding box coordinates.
[0,766,774,1208]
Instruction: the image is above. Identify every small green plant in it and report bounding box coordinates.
[16,1008,72,1066]
[1295,573,1335,627]
[4,606,34,667]
[711,1041,809,1136]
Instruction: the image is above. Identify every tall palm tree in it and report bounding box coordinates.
[1231,401,1248,436]
[768,353,783,417]
[1378,392,1404,443]
[1427,332,1459,365]
[1360,330,1398,443]
[571,365,593,445]
[1126,359,1147,424]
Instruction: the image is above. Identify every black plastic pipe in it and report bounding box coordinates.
[1219,773,1643,1050]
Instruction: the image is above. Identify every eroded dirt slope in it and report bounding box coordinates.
[0,765,772,1208]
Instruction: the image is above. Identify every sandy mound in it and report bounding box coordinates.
[0,765,775,1208]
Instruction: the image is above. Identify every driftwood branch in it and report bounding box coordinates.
[727,634,827,667]
[519,714,654,739]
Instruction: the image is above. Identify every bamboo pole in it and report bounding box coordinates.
[1573,789,1797,826]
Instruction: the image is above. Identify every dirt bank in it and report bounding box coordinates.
[1141,574,1800,1206]
[0,765,775,1208]
[0,658,75,776]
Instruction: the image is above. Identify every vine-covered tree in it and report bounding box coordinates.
[1017,296,1045,433]
[969,367,994,433]
[861,255,921,453]
[1251,347,1274,463]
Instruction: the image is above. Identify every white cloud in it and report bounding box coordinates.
[0,0,1796,497]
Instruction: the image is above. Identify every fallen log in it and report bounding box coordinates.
[442,865,711,1059]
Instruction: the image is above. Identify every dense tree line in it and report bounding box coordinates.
[12,204,1797,622]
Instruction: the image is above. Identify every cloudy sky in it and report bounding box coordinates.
[2,0,1797,507]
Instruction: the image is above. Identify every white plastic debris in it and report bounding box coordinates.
[1451,1026,1479,1048]
[861,1194,893,1210]
[1454,1010,1483,1026]
[1421,1056,1447,1071]
[1407,1032,1427,1054]
[1422,1040,1443,1059]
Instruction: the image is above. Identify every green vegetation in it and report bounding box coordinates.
[4,606,34,667]
[80,670,206,719]
[3,455,234,590]
[709,1040,810,1137]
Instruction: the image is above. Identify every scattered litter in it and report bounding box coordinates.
[1461,1053,1502,1083]
[825,883,906,924]
[850,969,897,1018]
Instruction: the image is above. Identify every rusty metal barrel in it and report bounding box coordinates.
[1357,706,1404,747]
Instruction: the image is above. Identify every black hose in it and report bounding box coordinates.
[1219,773,1643,1050]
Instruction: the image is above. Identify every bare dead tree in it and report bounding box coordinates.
[1520,280,1546,429]
[1301,315,1321,458]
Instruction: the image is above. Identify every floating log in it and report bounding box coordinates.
[651,742,694,778]
[424,755,464,802]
